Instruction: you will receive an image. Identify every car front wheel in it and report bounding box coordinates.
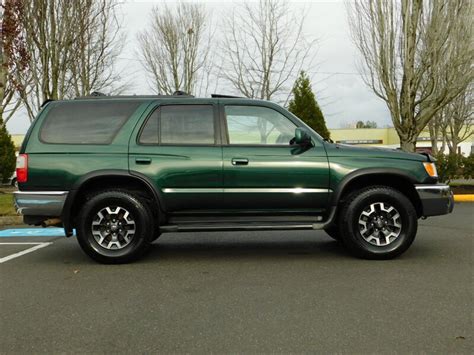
[339,186,417,259]
[76,190,154,263]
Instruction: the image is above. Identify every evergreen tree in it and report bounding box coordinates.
[288,71,330,140]
[0,119,16,183]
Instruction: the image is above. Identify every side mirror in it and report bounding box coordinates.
[293,127,312,146]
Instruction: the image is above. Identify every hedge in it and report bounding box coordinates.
[435,153,474,183]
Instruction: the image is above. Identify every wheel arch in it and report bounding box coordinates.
[331,169,423,218]
[62,170,165,234]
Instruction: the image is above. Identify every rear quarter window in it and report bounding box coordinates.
[40,101,142,144]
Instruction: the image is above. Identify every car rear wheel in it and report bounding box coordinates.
[76,190,154,263]
[339,186,417,259]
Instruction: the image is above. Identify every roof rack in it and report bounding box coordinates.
[75,91,194,100]
[211,94,242,98]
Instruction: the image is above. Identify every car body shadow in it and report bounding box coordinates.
[145,233,352,262]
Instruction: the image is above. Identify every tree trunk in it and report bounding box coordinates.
[448,137,459,155]
[440,135,447,154]
[400,138,416,152]
[428,121,439,154]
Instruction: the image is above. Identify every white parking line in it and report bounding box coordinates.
[0,242,53,264]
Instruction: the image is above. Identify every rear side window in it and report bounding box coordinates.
[40,101,142,144]
[139,105,215,145]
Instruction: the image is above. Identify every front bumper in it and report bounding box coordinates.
[13,191,68,217]
[415,184,454,217]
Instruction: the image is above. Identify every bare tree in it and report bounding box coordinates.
[444,87,473,154]
[429,85,473,155]
[14,0,123,122]
[0,0,28,127]
[339,121,356,129]
[16,0,78,120]
[138,2,212,95]
[221,0,316,103]
[70,0,124,97]
[356,120,378,129]
[347,0,474,152]
[427,114,447,155]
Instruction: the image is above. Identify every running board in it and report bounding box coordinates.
[168,215,323,225]
[160,222,327,233]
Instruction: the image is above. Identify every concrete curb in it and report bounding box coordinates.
[453,194,474,202]
[0,216,23,226]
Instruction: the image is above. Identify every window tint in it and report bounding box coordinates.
[40,101,141,144]
[138,110,159,144]
[160,105,214,144]
[225,106,296,145]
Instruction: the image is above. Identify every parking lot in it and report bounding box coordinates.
[1,203,472,353]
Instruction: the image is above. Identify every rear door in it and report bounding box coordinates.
[129,102,223,212]
[221,103,330,211]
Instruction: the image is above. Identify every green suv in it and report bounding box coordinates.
[13,94,454,263]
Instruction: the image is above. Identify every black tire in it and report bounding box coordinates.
[324,224,341,241]
[339,186,417,260]
[11,178,18,188]
[76,190,154,264]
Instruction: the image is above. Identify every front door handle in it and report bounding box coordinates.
[231,158,249,166]
[135,157,152,165]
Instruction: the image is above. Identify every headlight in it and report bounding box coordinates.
[423,162,438,178]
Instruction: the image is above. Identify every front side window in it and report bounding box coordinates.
[225,106,296,145]
[40,101,141,144]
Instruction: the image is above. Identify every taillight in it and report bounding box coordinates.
[16,154,28,183]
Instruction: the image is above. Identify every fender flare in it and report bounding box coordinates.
[62,169,165,234]
[330,168,418,206]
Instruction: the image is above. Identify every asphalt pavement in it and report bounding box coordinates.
[1,204,473,353]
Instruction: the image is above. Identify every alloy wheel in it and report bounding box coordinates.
[91,206,136,250]
[358,202,402,246]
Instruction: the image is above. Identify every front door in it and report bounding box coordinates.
[221,104,329,212]
[129,103,223,212]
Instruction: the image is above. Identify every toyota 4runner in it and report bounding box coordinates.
[13,94,454,263]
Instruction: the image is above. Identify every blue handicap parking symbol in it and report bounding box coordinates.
[0,228,71,238]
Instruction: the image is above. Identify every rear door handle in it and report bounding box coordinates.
[135,157,152,165]
[231,158,249,166]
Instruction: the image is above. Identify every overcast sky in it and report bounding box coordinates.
[6,0,392,134]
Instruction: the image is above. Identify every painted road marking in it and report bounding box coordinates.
[0,228,72,238]
[0,242,52,263]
